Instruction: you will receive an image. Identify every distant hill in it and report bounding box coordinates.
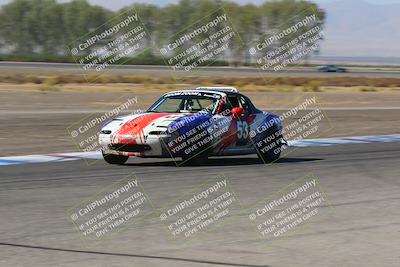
[318,0,400,57]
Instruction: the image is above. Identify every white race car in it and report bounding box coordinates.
[99,87,284,165]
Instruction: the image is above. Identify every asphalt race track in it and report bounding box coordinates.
[0,142,399,267]
[1,62,400,78]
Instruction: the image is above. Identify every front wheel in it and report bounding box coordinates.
[102,152,128,165]
[256,133,283,163]
[258,147,281,163]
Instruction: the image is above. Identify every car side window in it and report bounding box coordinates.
[219,95,253,116]
[239,96,251,114]
[219,96,238,116]
[227,96,240,108]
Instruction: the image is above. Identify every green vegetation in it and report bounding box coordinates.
[0,0,325,64]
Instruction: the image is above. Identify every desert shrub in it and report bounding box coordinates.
[121,75,153,83]
[44,76,60,85]
[360,87,377,92]
[25,75,43,84]
[303,80,322,92]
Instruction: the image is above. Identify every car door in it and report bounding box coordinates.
[227,95,256,148]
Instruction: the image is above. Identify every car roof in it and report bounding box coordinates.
[164,89,226,96]
[165,87,239,96]
[195,86,238,93]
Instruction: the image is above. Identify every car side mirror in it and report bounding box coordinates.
[231,107,244,118]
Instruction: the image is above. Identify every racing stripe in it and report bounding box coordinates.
[113,113,170,144]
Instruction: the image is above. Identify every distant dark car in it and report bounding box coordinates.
[318,65,347,72]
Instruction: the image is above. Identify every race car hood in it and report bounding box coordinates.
[100,112,212,144]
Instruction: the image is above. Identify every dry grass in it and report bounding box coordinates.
[360,87,377,92]
[39,76,60,91]
[2,83,399,95]
[303,80,322,92]
[1,74,400,94]
[1,74,400,88]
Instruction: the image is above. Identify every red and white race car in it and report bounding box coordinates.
[99,87,284,165]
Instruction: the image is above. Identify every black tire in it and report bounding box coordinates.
[258,147,281,163]
[102,152,128,165]
[256,133,283,163]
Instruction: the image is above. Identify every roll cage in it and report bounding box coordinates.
[217,92,262,115]
[148,90,262,115]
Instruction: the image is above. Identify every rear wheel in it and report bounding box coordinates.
[102,152,128,165]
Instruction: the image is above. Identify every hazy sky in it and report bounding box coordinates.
[1,0,398,58]
[1,0,400,9]
[61,0,400,7]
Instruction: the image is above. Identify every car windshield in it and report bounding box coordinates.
[148,93,220,114]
